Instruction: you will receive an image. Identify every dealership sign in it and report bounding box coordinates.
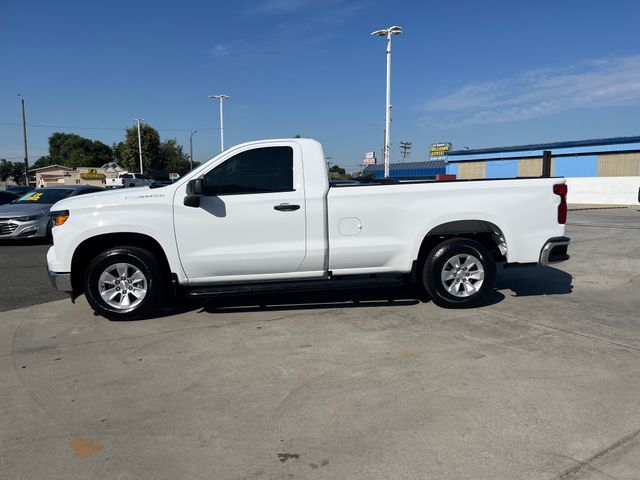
[363,151,376,165]
[80,168,106,180]
[429,143,452,160]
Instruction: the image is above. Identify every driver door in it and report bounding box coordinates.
[173,143,307,283]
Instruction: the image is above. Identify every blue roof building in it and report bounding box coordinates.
[445,135,640,179]
[363,160,446,179]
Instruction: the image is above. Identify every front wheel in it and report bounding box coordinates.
[421,238,496,308]
[84,247,162,320]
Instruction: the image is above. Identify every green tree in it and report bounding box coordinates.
[157,139,194,177]
[0,160,26,183]
[33,156,53,169]
[120,123,161,173]
[329,165,346,175]
[0,159,12,182]
[47,132,113,168]
[112,141,125,164]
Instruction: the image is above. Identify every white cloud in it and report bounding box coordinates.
[251,0,317,14]
[210,43,230,58]
[420,55,640,126]
[250,0,364,16]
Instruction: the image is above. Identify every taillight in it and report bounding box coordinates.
[553,184,567,224]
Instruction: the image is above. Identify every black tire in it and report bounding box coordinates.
[84,246,162,320]
[421,238,496,308]
[129,183,135,188]
[45,221,53,243]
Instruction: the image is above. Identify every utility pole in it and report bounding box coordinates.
[134,118,144,174]
[17,93,29,185]
[189,130,198,170]
[371,26,402,178]
[325,156,333,169]
[208,95,229,152]
[400,141,412,160]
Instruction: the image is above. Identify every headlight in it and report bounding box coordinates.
[14,213,43,222]
[51,210,70,227]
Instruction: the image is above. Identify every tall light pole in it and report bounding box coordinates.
[16,93,29,185]
[208,94,229,152]
[371,25,402,178]
[134,118,144,174]
[189,130,198,170]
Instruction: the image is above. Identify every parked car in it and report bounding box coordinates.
[0,191,19,205]
[47,138,570,320]
[6,185,34,196]
[0,185,104,241]
[105,173,154,189]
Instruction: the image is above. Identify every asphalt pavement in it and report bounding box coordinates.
[0,239,66,312]
[1,207,639,480]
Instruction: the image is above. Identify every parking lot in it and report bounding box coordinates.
[1,208,639,479]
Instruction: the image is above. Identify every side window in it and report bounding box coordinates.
[122,174,133,179]
[203,146,293,195]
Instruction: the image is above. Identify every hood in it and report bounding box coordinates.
[51,185,174,211]
[0,202,50,219]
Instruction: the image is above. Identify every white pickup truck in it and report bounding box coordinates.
[105,172,154,189]
[47,138,570,320]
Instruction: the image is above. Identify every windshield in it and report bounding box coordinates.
[13,189,73,204]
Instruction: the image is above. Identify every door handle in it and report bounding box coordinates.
[274,203,300,211]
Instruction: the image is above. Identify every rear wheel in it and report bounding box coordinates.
[84,247,162,320]
[421,238,496,308]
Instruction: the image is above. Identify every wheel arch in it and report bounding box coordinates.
[415,220,508,267]
[70,232,172,295]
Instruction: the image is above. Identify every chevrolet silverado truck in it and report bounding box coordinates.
[105,172,154,189]
[47,138,570,320]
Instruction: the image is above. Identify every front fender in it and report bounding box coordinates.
[49,202,186,282]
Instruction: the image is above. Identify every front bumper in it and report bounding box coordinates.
[539,236,571,265]
[0,216,48,239]
[48,269,73,293]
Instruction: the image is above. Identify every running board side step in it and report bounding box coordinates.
[183,276,408,298]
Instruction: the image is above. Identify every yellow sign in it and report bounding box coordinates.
[80,168,106,180]
[429,143,452,160]
[26,192,43,201]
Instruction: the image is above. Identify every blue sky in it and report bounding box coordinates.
[1,0,640,170]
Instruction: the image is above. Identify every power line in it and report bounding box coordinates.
[0,122,219,132]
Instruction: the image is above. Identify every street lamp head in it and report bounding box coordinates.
[371,26,402,37]
[209,95,230,100]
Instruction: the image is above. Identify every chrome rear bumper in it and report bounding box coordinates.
[539,236,571,265]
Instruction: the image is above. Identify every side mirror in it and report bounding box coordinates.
[184,178,204,207]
